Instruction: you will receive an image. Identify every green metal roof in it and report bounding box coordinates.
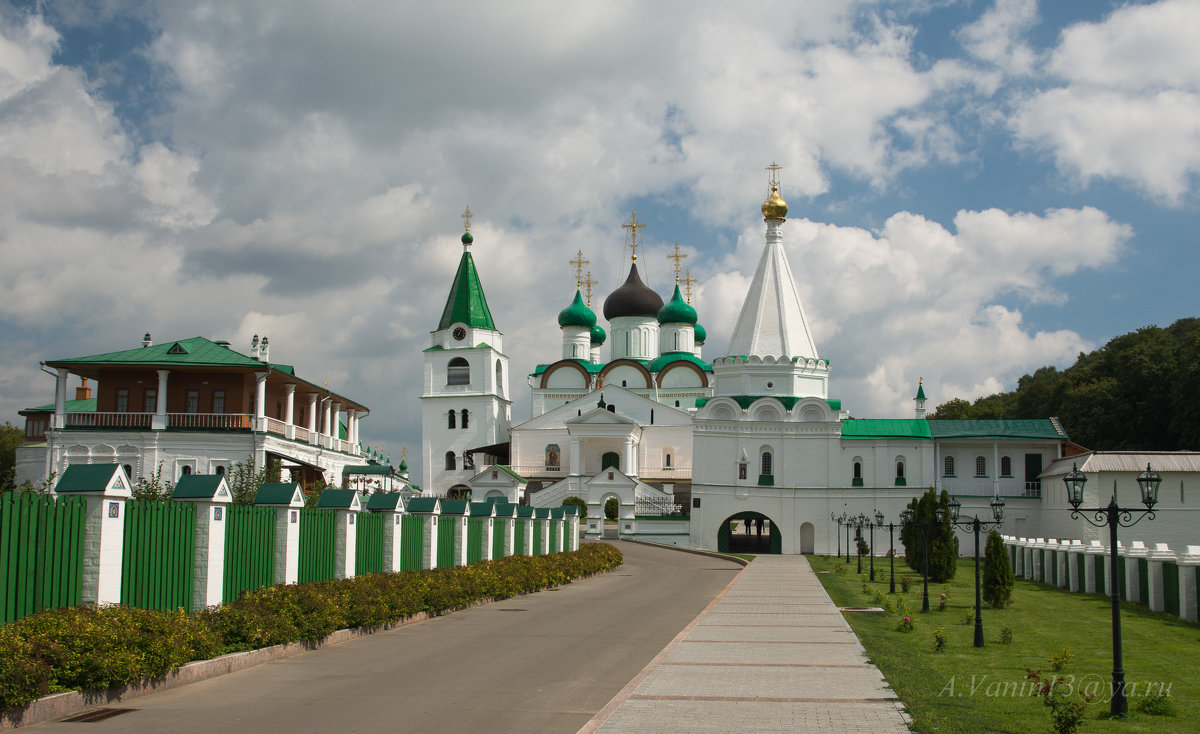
[562,505,580,516]
[493,465,527,483]
[469,502,496,517]
[841,419,933,440]
[317,489,360,509]
[54,464,122,493]
[48,337,263,369]
[439,499,468,515]
[927,419,1067,441]
[694,322,706,344]
[695,396,842,411]
[172,475,228,499]
[23,397,96,414]
[438,251,496,331]
[550,507,565,519]
[254,483,302,505]
[645,351,713,373]
[406,497,440,513]
[343,462,393,475]
[534,507,551,518]
[366,493,404,511]
[657,284,698,325]
[916,381,926,400]
[516,506,535,518]
[531,359,606,376]
[557,290,597,329]
[492,502,518,518]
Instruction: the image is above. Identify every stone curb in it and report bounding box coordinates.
[1,564,619,730]
[619,537,751,566]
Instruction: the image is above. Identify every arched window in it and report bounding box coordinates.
[496,360,504,398]
[460,410,469,429]
[448,410,456,429]
[853,462,862,479]
[761,451,773,476]
[445,451,456,471]
[123,464,133,479]
[1000,456,1012,477]
[181,465,192,476]
[602,452,620,471]
[664,452,672,468]
[896,461,905,479]
[447,357,470,386]
[975,456,987,477]
[216,465,226,476]
[943,456,955,477]
[607,404,616,413]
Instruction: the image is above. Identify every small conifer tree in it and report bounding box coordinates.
[983,528,1014,608]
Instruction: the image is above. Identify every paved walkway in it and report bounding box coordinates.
[581,555,911,733]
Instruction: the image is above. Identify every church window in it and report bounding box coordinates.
[975,456,987,477]
[674,400,680,407]
[448,410,456,429]
[445,452,456,470]
[181,465,192,476]
[896,461,905,479]
[1000,456,1012,477]
[123,464,133,479]
[496,360,504,398]
[607,404,615,413]
[621,380,627,387]
[664,451,672,468]
[761,451,773,476]
[461,410,469,429]
[650,409,654,424]
[602,452,620,471]
[447,357,470,386]
[853,462,862,479]
[216,465,226,476]
[943,456,955,477]
[115,388,129,413]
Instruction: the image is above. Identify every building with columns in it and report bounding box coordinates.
[16,334,378,491]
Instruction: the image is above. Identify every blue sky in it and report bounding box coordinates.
[1,0,1198,478]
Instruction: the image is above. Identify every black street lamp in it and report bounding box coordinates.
[870,509,884,583]
[947,494,1005,648]
[886,520,897,594]
[1063,462,1160,718]
[831,512,845,560]
[846,514,852,561]
[854,515,864,574]
[902,505,944,613]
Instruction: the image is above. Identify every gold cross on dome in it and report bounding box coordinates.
[766,162,782,188]
[569,250,590,289]
[461,205,473,233]
[667,243,688,284]
[401,446,408,461]
[622,210,646,262]
[584,270,599,306]
[683,268,697,303]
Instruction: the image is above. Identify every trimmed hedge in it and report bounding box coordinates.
[1,543,622,711]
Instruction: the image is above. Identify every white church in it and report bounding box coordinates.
[421,170,1200,555]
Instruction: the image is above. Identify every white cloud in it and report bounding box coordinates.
[956,0,1038,76]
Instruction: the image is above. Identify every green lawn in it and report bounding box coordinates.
[809,555,1199,733]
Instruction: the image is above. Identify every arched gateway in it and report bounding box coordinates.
[717,511,781,554]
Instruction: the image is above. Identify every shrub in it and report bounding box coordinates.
[1026,669,1094,734]
[998,625,1013,644]
[933,628,947,652]
[1132,681,1175,716]
[901,576,911,593]
[1049,648,1073,672]
[897,616,914,633]
[959,609,974,625]
[562,496,587,521]
[899,489,958,582]
[983,529,1014,608]
[604,497,618,520]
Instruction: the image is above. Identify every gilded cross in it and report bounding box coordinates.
[401,446,408,461]
[461,205,473,233]
[766,162,782,188]
[569,250,590,290]
[667,243,688,284]
[584,270,599,306]
[683,268,698,303]
[621,210,646,262]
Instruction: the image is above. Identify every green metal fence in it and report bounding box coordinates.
[298,508,336,583]
[356,512,385,575]
[1095,555,1105,595]
[1138,558,1149,604]
[400,514,423,571]
[549,521,559,555]
[466,518,484,564]
[1163,561,1180,616]
[1118,558,1127,600]
[223,504,276,603]
[513,520,526,556]
[492,520,506,559]
[437,518,457,567]
[1076,554,1085,589]
[122,500,196,613]
[1,492,87,625]
[533,521,545,556]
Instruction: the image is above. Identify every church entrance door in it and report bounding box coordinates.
[601,452,620,471]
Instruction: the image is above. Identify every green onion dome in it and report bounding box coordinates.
[694,322,707,344]
[461,231,473,245]
[591,323,607,345]
[657,284,698,325]
[399,459,408,472]
[557,290,597,328]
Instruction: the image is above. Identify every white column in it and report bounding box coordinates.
[481,517,494,562]
[178,500,229,609]
[381,509,403,572]
[348,410,358,447]
[1146,543,1175,612]
[322,398,333,438]
[1177,546,1200,622]
[284,384,296,439]
[334,509,357,579]
[151,369,170,430]
[271,507,301,585]
[254,371,268,432]
[331,402,342,445]
[79,496,126,605]
[1127,541,1147,603]
[570,437,582,475]
[307,393,319,435]
[422,514,440,569]
[623,435,635,476]
[1084,540,1105,594]
[1067,540,1085,592]
[53,368,69,429]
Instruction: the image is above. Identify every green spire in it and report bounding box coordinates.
[438,250,496,331]
[916,378,926,401]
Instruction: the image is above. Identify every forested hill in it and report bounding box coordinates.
[927,318,1200,451]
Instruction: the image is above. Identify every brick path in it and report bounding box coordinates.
[580,554,911,733]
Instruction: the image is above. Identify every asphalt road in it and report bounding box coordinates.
[28,541,741,734]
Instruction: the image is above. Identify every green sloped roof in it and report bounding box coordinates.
[645,351,713,373]
[23,397,96,413]
[173,475,227,499]
[317,488,360,509]
[916,381,926,400]
[550,507,565,519]
[55,464,121,492]
[406,497,440,513]
[562,505,580,516]
[493,502,518,518]
[439,499,468,515]
[438,251,496,331]
[841,419,933,440]
[927,419,1067,441]
[531,359,606,376]
[534,507,552,518]
[254,483,302,505]
[494,465,527,483]
[48,337,263,369]
[342,463,393,475]
[366,493,404,511]
[469,502,496,517]
[516,506,535,518]
[695,396,842,411]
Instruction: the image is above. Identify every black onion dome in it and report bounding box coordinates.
[603,263,664,320]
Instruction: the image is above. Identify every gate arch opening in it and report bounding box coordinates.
[717,511,781,554]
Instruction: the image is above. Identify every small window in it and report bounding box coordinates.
[143,389,157,413]
[448,410,456,429]
[215,465,226,476]
[943,456,955,477]
[115,388,129,413]
[761,451,773,476]
[896,461,906,479]
[496,360,504,398]
[461,410,469,429]
[664,452,672,468]
[445,451,456,470]
[975,456,987,477]
[181,465,192,476]
[674,400,680,407]
[185,390,199,413]
[123,464,133,479]
[1000,456,1012,477]
[213,391,225,414]
[853,462,862,479]
[621,380,627,387]
[447,357,470,385]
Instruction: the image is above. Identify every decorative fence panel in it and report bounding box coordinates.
[1,493,86,625]
[223,504,276,603]
[1076,554,1085,588]
[533,521,546,556]
[492,521,506,559]
[1095,556,1106,595]
[1138,558,1149,603]
[437,520,456,567]
[121,500,196,613]
[513,521,526,556]
[400,515,423,571]
[549,521,559,555]
[356,512,385,576]
[1163,561,1180,617]
[298,508,336,583]
[466,518,483,564]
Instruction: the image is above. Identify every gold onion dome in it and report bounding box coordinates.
[761,184,788,220]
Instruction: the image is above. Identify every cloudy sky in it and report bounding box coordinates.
[2,0,1198,478]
